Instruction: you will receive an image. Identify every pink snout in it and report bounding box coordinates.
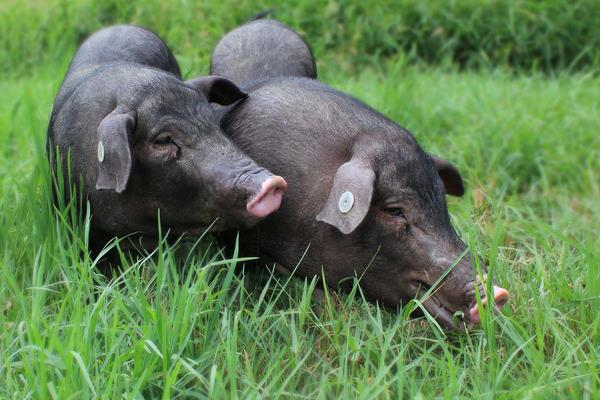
[246,176,287,218]
[469,286,510,324]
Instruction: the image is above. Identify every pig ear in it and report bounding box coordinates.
[186,75,248,105]
[95,105,136,193]
[431,155,465,197]
[316,159,375,234]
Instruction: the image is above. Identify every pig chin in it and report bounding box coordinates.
[404,281,466,330]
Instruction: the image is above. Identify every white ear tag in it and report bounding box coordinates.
[97,141,105,162]
[338,191,354,214]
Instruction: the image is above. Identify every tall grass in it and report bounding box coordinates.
[2,0,600,77]
[0,58,598,397]
[1,1,598,397]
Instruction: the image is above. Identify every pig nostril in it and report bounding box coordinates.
[272,186,284,197]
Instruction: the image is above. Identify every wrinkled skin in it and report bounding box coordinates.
[217,76,509,329]
[47,25,286,257]
[210,19,317,86]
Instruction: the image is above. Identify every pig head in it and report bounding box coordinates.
[47,25,286,256]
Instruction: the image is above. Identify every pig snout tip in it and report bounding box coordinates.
[469,286,510,324]
[246,176,287,218]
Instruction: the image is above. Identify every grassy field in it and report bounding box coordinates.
[3,0,600,76]
[1,1,599,399]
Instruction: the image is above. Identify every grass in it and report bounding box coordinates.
[1,1,599,398]
[0,59,598,397]
[3,0,600,76]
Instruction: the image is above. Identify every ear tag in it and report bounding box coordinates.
[338,191,354,214]
[97,141,105,162]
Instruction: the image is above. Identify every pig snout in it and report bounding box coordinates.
[202,154,288,222]
[227,165,287,219]
[469,285,510,324]
[419,242,511,329]
[246,175,287,218]
[414,251,510,329]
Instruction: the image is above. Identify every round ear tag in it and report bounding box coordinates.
[97,141,105,162]
[338,191,354,214]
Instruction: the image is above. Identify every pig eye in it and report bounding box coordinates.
[148,134,179,160]
[153,135,174,145]
[384,207,404,217]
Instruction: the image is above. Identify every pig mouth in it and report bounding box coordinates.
[412,281,463,330]
[411,279,510,330]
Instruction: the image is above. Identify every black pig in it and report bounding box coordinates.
[210,19,317,85]
[222,78,509,329]
[210,21,508,329]
[48,25,287,256]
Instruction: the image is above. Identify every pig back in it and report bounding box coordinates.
[211,19,316,86]
[66,25,181,79]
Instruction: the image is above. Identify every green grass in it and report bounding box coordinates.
[1,0,599,397]
[0,59,598,397]
[3,0,600,76]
